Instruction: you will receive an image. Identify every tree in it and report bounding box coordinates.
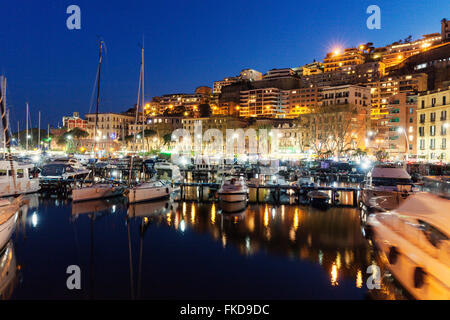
[55,128,88,152]
[198,104,212,117]
[68,128,88,150]
[302,103,364,159]
[376,150,388,162]
[163,133,172,147]
[353,148,367,161]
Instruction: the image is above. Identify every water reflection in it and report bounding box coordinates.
[132,201,372,288]
[3,193,413,299]
[0,241,17,300]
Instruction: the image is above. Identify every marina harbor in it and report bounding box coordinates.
[0,1,449,304]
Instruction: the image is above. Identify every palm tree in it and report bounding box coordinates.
[162,133,172,147]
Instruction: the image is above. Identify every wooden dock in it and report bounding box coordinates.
[175,182,360,207]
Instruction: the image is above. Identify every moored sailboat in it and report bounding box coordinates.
[125,45,171,204]
[71,40,124,202]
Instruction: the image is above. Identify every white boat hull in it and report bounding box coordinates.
[0,210,18,250]
[0,179,40,197]
[360,188,412,211]
[218,192,248,213]
[128,184,171,204]
[370,219,450,300]
[218,193,247,203]
[72,185,124,202]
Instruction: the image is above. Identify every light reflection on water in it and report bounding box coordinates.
[1,194,407,299]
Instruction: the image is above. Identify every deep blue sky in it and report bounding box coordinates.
[0,0,447,130]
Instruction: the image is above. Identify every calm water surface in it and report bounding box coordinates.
[2,193,405,300]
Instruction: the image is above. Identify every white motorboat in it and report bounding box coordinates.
[127,181,172,204]
[218,177,249,212]
[154,162,183,184]
[72,183,125,202]
[0,196,21,250]
[0,160,40,197]
[39,161,90,181]
[367,192,450,300]
[51,157,86,170]
[359,164,417,212]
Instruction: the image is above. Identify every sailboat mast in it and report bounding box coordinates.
[141,46,145,153]
[93,40,103,154]
[26,102,29,151]
[38,111,41,150]
[128,45,143,185]
[0,78,17,193]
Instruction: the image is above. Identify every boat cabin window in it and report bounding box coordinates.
[17,169,24,178]
[418,220,449,248]
[41,164,66,176]
[157,169,172,180]
[65,166,74,173]
[0,169,7,176]
[371,177,413,187]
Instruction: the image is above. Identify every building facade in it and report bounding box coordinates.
[62,112,88,130]
[384,93,418,159]
[416,87,450,161]
[239,88,288,118]
[323,48,365,72]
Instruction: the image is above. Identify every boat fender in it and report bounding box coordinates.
[413,267,426,288]
[166,188,169,194]
[388,246,399,265]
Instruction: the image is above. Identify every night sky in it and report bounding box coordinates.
[0,0,447,130]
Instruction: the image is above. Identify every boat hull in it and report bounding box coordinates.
[0,210,18,251]
[72,185,124,202]
[307,191,329,208]
[360,188,412,211]
[127,185,171,204]
[369,216,450,300]
[0,179,40,197]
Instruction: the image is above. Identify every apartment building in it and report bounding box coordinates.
[369,73,428,120]
[320,84,370,107]
[382,33,443,68]
[442,18,450,42]
[301,85,371,155]
[286,87,321,117]
[263,68,296,79]
[417,87,450,161]
[300,62,385,88]
[85,112,134,140]
[158,86,211,113]
[62,112,87,130]
[239,88,288,118]
[213,69,262,94]
[384,93,418,159]
[128,116,183,151]
[323,48,365,72]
